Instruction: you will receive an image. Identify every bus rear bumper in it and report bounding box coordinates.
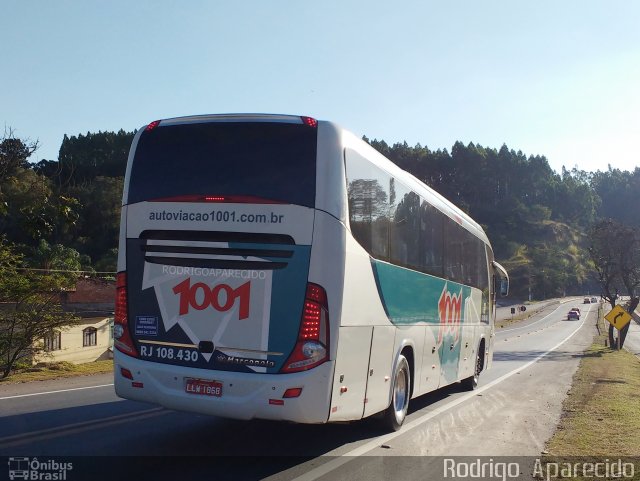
[114,353,334,424]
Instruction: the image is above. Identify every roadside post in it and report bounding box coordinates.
[509,306,526,321]
[596,302,603,336]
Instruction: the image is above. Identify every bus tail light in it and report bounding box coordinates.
[114,272,138,357]
[281,283,329,373]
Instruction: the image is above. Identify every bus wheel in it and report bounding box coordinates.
[383,354,411,431]
[462,347,483,391]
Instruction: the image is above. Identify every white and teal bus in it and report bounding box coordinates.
[114,114,508,430]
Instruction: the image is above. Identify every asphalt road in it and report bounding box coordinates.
[0,299,600,481]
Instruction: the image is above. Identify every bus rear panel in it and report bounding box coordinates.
[114,116,336,423]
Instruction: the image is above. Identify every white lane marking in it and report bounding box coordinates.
[293,313,589,481]
[0,383,114,401]
[499,299,583,334]
[0,407,166,448]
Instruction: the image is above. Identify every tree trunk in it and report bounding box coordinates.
[618,297,638,348]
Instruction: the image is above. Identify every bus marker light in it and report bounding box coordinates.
[269,399,285,406]
[120,368,133,380]
[145,120,161,131]
[283,388,303,398]
[340,386,348,394]
[301,116,318,128]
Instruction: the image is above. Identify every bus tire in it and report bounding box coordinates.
[461,345,483,391]
[382,354,411,431]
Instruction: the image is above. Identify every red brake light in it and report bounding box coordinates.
[305,284,327,305]
[148,194,286,204]
[301,301,321,339]
[145,120,161,131]
[116,271,126,289]
[299,283,328,341]
[114,272,138,357]
[301,116,318,128]
[280,283,329,373]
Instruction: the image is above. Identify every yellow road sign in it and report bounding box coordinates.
[604,305,632,330]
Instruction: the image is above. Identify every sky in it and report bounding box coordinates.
[2,0,639,174]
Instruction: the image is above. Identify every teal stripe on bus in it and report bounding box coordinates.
[371,259,471,325]
[372,259,474,383]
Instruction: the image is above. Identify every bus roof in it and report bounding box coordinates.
[146,113,309,128]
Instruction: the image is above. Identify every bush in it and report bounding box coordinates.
[49,361,75,371]
[32,361,76,371]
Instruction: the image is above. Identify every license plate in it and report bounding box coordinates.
[185,378,223,397]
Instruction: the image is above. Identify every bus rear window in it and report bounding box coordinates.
[127,122,317,206]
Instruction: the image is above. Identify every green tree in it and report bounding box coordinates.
[0,240,79,378]
[54,130,134,186]
[0,168,80,245]
[591,167,640,228]
[95,247,118,274]
[0,129,37,181]
[27,239,85,280]
[589,219,640,348]
[70,176,123,262]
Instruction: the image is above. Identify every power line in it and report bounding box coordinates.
[15,267,116,275]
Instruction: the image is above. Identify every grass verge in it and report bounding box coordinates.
[497,301,559,329]
[497,312,537,329]
[0,360,114,384]
[540,330,640,479]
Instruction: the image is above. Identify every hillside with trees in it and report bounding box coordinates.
[1,128,639,300]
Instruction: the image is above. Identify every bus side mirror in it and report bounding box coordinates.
[492,261,509,297]
[500,279,509,297]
